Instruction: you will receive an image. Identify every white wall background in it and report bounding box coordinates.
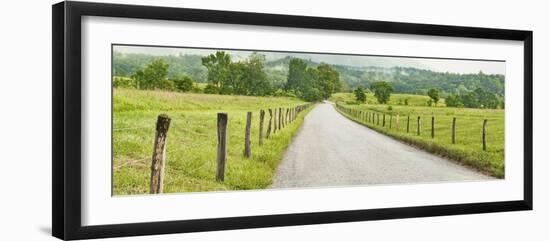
[0,0,547,240]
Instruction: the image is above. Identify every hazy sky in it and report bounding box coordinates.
[114,45,505,75]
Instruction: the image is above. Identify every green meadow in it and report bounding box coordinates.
[330,92,504,177]
[113,88,311,195]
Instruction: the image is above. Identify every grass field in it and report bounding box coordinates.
[113,89,311,195]
[330,92,447,107]
[330,93,504,177]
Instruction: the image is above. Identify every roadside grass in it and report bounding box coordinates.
[331,93,504,178]
[113,89,311,195]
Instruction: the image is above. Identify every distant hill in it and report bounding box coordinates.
[113,52,504,96]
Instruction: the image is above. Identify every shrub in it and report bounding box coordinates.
[353,87,367,103]
[203,84,220,94]
[113,76,137,89]
[172,76,194,92]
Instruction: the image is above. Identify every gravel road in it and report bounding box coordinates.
[271,102,492,188]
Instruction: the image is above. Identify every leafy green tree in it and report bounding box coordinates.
[286,58,308,91]
[172,75,194,92]
[427,88,439,106]
[132,59,169,89]
[317,64,341,99]
[301,87,323,102]
[242,53,271,96]
[201,51,232,92]
[370,81,393,104]
[445,94,463,107]
[461,91,479,108]
[354,87,366,103]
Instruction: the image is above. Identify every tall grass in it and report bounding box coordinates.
[113,89,311,195]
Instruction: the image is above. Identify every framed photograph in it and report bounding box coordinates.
[52,1,533,240]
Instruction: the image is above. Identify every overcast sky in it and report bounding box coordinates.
[114,45,505,75]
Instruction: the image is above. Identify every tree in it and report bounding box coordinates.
[445,94,463,107]
[286,58,308,91]
[242,53,271,96]
[354,87,366,103]
[132,59,169,89]
[172,75,194,92]
[201,51,232,93]
[427,88,440,106]
[370,81,393,104]
[317,64,341,99]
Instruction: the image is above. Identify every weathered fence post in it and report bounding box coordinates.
[483,119,488,151]
[244,112,252,158]
[377,113,380,125]
[267,109,273,139]
[389,115,392,129]
[396,114,400,131]
[283,108,287,126]
[431,116,435,139]
[452,117,456,144]
[216,113,228,182]
[383,114,386,127]
[407,115,410,133]
[273,108,277,133]
[417,116,421,136]
[286,108,289,126]
[259,110,265,145]
[372,113,375,124]
[279,107,283,129]
[150,114,171,194]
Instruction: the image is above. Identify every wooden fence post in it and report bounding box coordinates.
[483,119,488,151]
[273,108,277,133]
[377,113,380,125]
[396,114,400,131]
[372,113,375,124]
[407,115,410,133]
[244,112,252,158]
[150,114,171,194]
[452,117,456,144]
[259,110,265,145]
[279,107,283,129]
[286,108,289,126]
[417,116,421,136]
[216,113,228,182]
[431,116,435,139]
[267,109,273,139]
[283,108,287,126]
[383,114,386,127]
[389,115,392,129]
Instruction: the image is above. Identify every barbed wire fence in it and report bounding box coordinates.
[335,102,503,151]
[113,103,314,194]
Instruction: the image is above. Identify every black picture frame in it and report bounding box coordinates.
[52,1,533,240]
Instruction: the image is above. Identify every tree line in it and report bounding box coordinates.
[113,51,342,102]
[352,81,503,109]
[114,52,505,97]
